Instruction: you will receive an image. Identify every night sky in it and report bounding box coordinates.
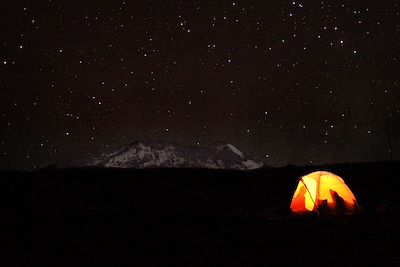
[1,0,400,170]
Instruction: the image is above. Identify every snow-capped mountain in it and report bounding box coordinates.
[59,141,264,170]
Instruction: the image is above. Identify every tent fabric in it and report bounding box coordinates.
[290,171,358,214]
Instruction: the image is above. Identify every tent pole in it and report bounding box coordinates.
[300,178,319,215]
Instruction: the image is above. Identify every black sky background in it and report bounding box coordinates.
[0,0,399,170]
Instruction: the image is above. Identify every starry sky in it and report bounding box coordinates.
[1,0,400,170]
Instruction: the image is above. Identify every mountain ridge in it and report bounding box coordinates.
[56,141,264,170]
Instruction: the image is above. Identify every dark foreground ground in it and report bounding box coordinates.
[1,162,400,266]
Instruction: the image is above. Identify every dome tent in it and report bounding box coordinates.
[290,171,358,214]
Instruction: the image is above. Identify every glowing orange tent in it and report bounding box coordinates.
[290,171,358,214]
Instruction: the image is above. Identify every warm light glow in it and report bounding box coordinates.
[302,176,317,211]
[290,171,358,214]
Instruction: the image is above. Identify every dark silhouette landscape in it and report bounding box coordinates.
[1,161,400,265]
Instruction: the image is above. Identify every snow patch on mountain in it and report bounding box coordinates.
[226,144,244,158]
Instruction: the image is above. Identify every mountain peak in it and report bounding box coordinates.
[59,141,263,170]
